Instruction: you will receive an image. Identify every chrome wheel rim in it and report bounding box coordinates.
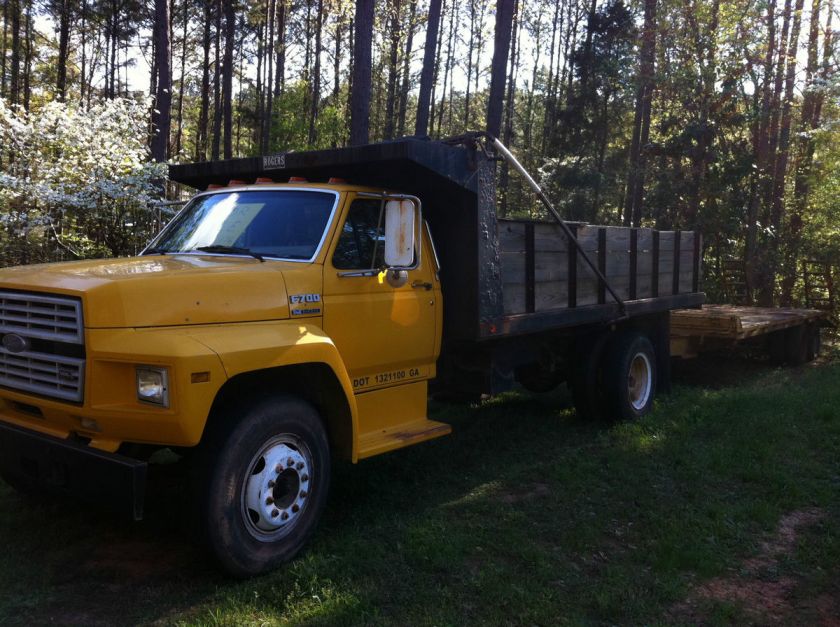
[627,352,652,411]
[241,435,313,541]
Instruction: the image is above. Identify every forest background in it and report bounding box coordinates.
[0,0,837,306]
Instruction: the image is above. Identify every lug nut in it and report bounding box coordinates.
[301,474,309,482]
[296,462,304,470]
[300,490,308,498]
[268,480,275,488]
[291,504,299,513]
[271,509,279,518]
[275,464,283,473]
[265,497,274,505]
[287,457,294,467]
[281,511,289,520]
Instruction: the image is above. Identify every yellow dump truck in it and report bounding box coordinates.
[0,135,703,576]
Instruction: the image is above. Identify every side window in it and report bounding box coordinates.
[332,199,385,269]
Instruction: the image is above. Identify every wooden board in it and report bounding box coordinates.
[671,304,829,340]
[498,219,702,316]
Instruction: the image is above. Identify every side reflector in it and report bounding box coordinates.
[191,372,211,384]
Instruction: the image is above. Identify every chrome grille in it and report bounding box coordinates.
[0,349,84,402]
[0,291,83,344]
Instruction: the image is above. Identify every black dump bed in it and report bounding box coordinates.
[169,138,704,343]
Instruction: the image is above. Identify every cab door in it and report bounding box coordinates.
[322,194,438,393]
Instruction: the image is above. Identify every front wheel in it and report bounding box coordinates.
[197,395,331,577]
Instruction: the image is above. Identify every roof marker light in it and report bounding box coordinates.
[207,184,224,190]
[228,179,247,186]
[289,176,308,182]
[328,177,347,184]
[255,177,274,183]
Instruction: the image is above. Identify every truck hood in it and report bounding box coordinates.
[0,254,297,328]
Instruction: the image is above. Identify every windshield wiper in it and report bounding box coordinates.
[194,245,266,262]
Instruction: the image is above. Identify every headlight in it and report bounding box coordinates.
[136,366,169,407]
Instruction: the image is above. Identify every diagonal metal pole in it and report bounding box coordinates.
[489,136,627,318]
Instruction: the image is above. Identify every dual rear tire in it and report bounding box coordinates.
[573,330,657,422]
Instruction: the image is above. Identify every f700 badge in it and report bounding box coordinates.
[289,294,321,316]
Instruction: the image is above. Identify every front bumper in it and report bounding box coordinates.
[0,421,147,520]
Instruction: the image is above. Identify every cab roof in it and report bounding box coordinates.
[168,137,483,194]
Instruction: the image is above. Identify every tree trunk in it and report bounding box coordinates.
[767,0,805,302]
[349,0,374,145]
[685,0,720,230]
[308,0,323,146]
[498,0,519,216]
[211,0,222,160]
[623,0,657,227]
[254,7,264,151]
[781,0,824,303]
[540,0,562,156]
[464,0,477,128]
[428,0,446,135]
[396,0,417,137]
[22,0,31,110]
[414,0,441,136]
[435,0,455,136]
[1,0,8,99]
[333,3,342,103]
[383,0,401,139]
[274,0,286,96]
[56,0,71,101]
[150,0,172,162]
[196,0,212,160]
[263,0,276,153]
[222,0,235,159]
[174,3,189,157]
[9,0,19,106]
[756,0,793,305]
[745,0,777,299]
[486,0,515,138]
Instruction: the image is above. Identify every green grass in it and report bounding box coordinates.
[0,346,839,625]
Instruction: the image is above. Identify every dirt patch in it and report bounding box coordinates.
[669,508,831,625]
[499,482,550,504]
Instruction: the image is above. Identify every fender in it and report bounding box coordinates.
[184,321,361,460]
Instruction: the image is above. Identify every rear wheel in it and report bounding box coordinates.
[805,324,821,362]
[196,395,330,577]
[784,325,808,366]
[602,332,657,421]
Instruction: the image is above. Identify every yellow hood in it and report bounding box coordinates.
[0,254,298,328]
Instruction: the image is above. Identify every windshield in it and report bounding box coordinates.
[148,190,337,260]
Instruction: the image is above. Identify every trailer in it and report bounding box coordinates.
[670,304,828,363]
[0,134,704,576]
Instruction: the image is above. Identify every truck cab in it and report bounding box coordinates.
[0,181,449,576]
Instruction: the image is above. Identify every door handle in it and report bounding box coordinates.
[412,280,433,290]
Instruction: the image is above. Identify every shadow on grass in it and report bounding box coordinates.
[0,351,838,625]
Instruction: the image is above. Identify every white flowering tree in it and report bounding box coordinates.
[0,97,168,265]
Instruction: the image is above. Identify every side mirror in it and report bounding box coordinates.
[384,199,416,268]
